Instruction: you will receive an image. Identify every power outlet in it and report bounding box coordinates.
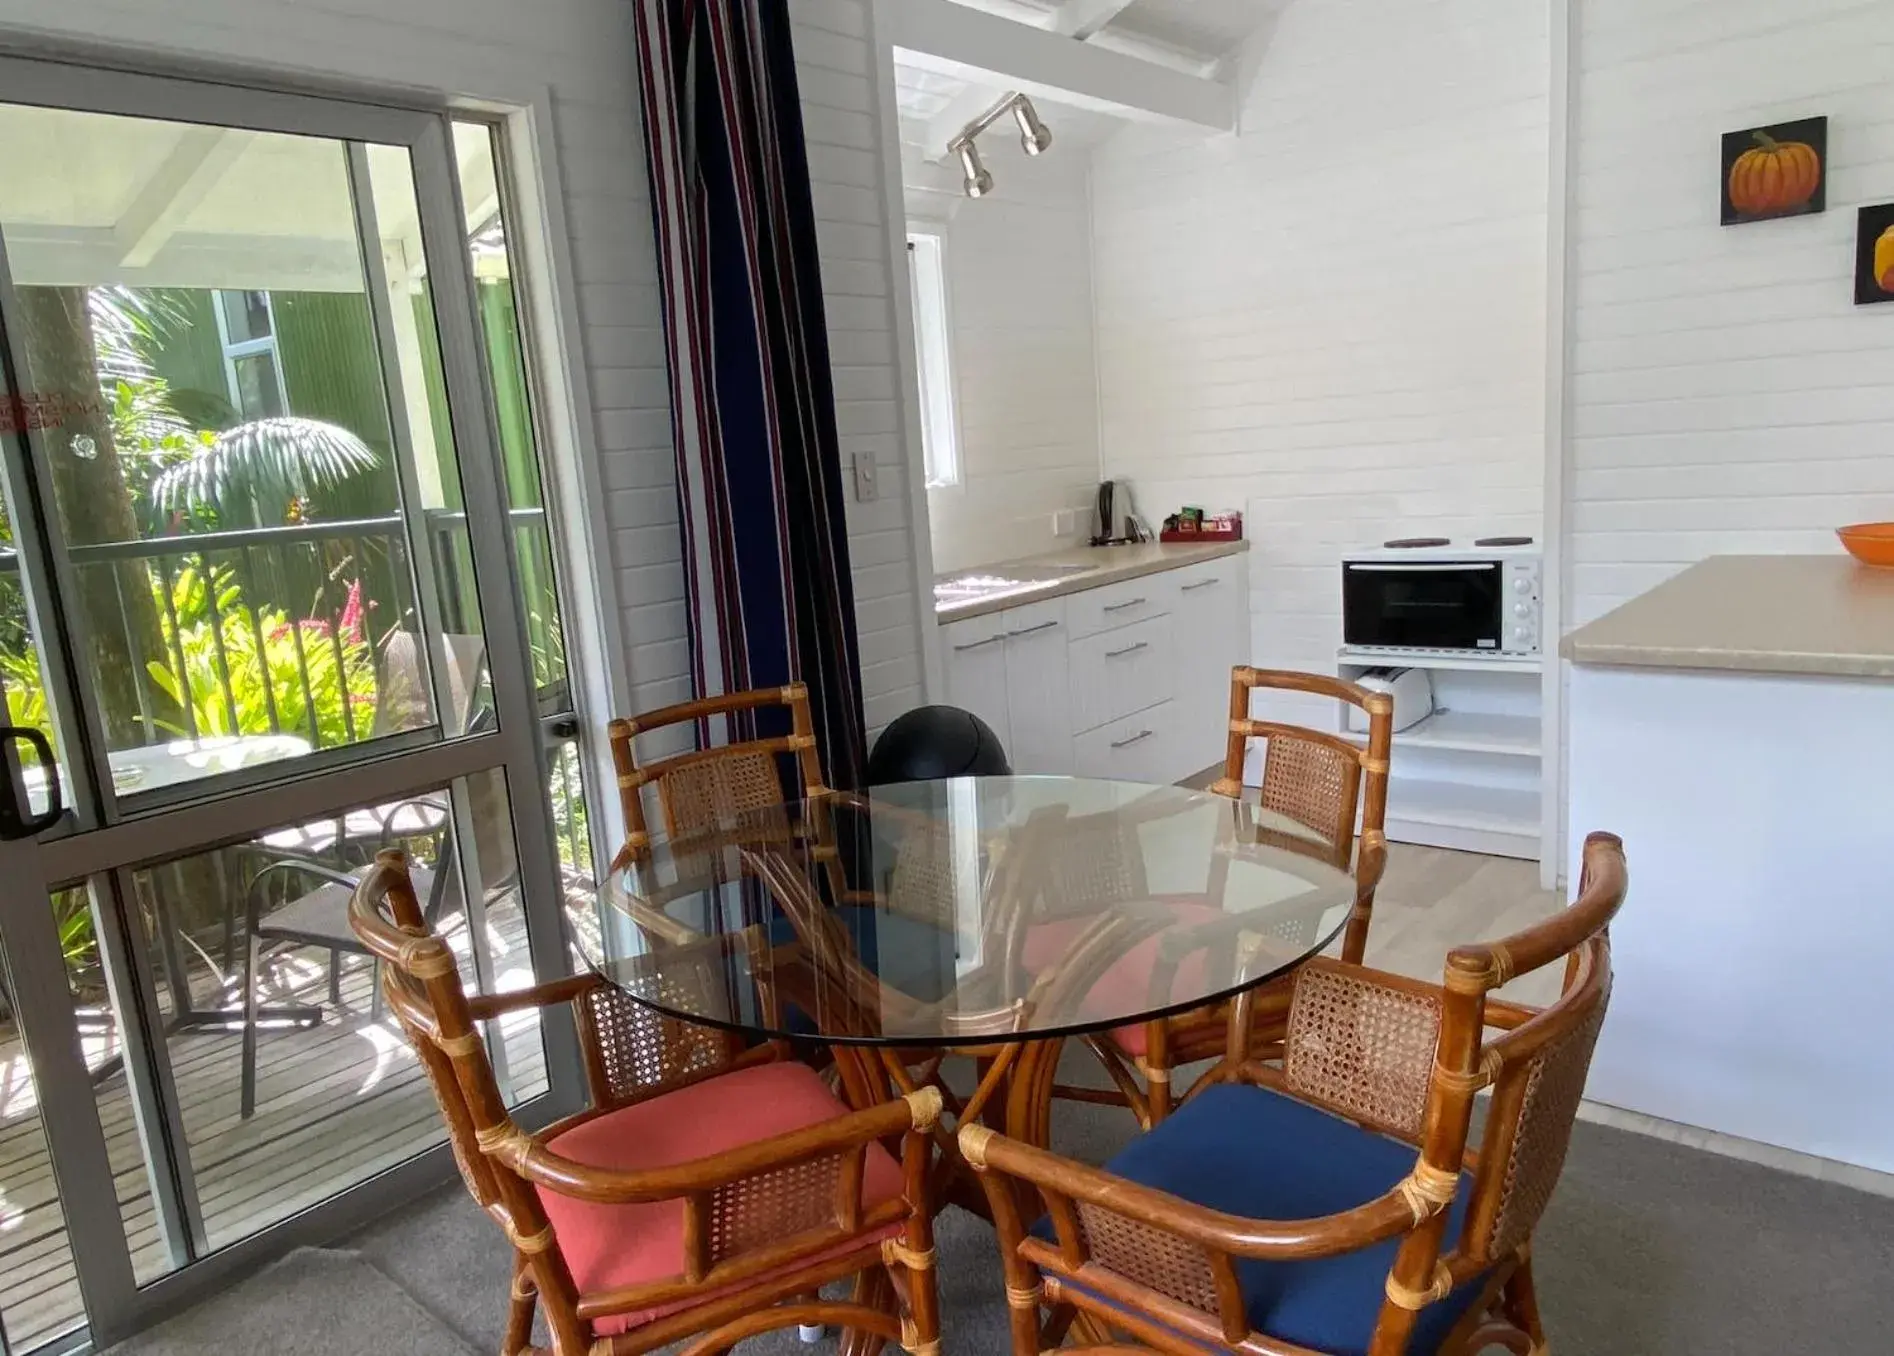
[851,451,879,502]
[1051,507,1082,537]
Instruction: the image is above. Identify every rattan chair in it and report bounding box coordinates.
[608,683,831,859]
[963,831,1628,1356]
[1056,669,1395,1127]
[350,850,943,1356]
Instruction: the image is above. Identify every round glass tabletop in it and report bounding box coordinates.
[580,776,1359,1048]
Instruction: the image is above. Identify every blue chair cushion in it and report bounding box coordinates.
[768,905,959,1006]
[1038,1082,1488,1355]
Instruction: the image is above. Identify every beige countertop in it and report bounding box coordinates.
[1561,554,1894,679]
[935,539,1249,623]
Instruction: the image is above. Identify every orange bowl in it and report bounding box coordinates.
[1837,522,1894,568]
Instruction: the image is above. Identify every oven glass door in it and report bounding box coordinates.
[1344,562,1503,650]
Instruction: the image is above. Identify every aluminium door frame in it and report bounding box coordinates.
[0,59,581,1350]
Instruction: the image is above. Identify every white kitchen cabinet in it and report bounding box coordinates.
[938,547,1251,783]
[940,610,1012,758]
[1000,598,1074,774]
[1073,701,1175,783]
[1067,614,1173,737]
[1168,553,1250,778]
[940,598,1073,774]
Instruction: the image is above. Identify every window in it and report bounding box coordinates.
[212,287,289,419]
[905,230,960,488]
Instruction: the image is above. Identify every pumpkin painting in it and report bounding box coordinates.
[1721,117,1827,225]
[1728,133,1822,215]
[1856,205,1894,305]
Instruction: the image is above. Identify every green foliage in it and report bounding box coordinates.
[143,562,377,748]
[148,416,380,527]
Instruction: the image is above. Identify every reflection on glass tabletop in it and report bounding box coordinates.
[581,776,1359,1048]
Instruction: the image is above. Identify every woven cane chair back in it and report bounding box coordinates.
[608,684,829,855]
[1211,668,1392,876]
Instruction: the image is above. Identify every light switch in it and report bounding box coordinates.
[851,451,879,502]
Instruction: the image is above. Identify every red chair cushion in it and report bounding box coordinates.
[535,1060,907,1335]
[1021,899,1227,1057]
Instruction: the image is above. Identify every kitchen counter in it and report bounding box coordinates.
[934,539,1248,622]
[1562,552,1894,1176]
[1561,554,1894,679]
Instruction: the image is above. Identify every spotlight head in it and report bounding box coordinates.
[1012,97,1052,156]
[956,141,994,198]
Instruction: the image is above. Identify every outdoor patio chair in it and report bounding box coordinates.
[350,848,943,1356]
[962,832,1628,1356]
[237,702,510,1118]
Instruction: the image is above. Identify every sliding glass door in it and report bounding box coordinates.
[0,58,585,1353]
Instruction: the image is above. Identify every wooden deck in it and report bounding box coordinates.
[0,889,574,1353]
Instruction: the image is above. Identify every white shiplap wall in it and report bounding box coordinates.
[1567,0,1894,626]
[904,136,1101,574]
[0,0,925,741]
[1088,0,1550,708]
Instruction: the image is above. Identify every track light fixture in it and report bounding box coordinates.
[947,93,1054,197]
[1011,96,1052,156]
[955,139,993,198]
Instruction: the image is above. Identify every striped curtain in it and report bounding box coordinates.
[632,0,867,788]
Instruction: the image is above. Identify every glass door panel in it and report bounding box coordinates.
[0,64,578,1354]
[112,766,540,1253]
[0,103,484,804]
[0,949,87,1352]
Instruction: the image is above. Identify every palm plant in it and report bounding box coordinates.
[147,416,380,526]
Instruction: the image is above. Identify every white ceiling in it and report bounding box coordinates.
[896,0,1287,160]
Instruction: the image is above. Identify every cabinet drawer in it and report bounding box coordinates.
[1073,702,1173,782]
[1068,615,1173,734]
[1066,574,1173,640]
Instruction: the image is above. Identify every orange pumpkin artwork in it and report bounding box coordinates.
[1721,117,1826,225]
[1855,205,1894,305]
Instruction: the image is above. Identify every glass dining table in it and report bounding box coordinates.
[579,775,1361,1180]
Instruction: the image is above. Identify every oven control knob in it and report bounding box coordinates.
[1512,576,1533,593]
[1514,626,1533,641]
[1513,602,1532,618]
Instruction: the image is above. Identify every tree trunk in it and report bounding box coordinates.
[14,286,182,744]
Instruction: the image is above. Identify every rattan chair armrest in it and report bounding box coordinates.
[464,974,603,1021]
[490,1087,944,1206]
[960,1124,1423,1262]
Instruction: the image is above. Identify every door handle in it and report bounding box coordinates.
[1102,597,1148,612]
[1006,620,1060,638]
[1110,729,1154,749]
[0,725,62,840]
[1181,578,1220,591]
[1346,563,1497,573]
[1105,641,1149,659]
[951,633,1005,652]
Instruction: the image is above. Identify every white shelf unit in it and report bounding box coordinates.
[1338,651,1544,861]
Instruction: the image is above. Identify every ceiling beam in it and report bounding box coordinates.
[879,0,1233,132]
[1050,0,1139,40]
[115,127,250,269]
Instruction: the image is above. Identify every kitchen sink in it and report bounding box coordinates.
[933,562,1091,610]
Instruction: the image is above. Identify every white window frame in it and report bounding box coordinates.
[211,287,290,418]
[905,229,961,490]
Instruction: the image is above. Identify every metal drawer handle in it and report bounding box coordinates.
[1105,641,1149,659]
[952,634,1004,652]
[1181,578,1220,591]
[1110,729,1154,749]
[1102,597,1148,612]
[1007,620,1060,638]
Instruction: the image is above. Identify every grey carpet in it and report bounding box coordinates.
[103,1247,475,1356]
[347,1095,1894,1354]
